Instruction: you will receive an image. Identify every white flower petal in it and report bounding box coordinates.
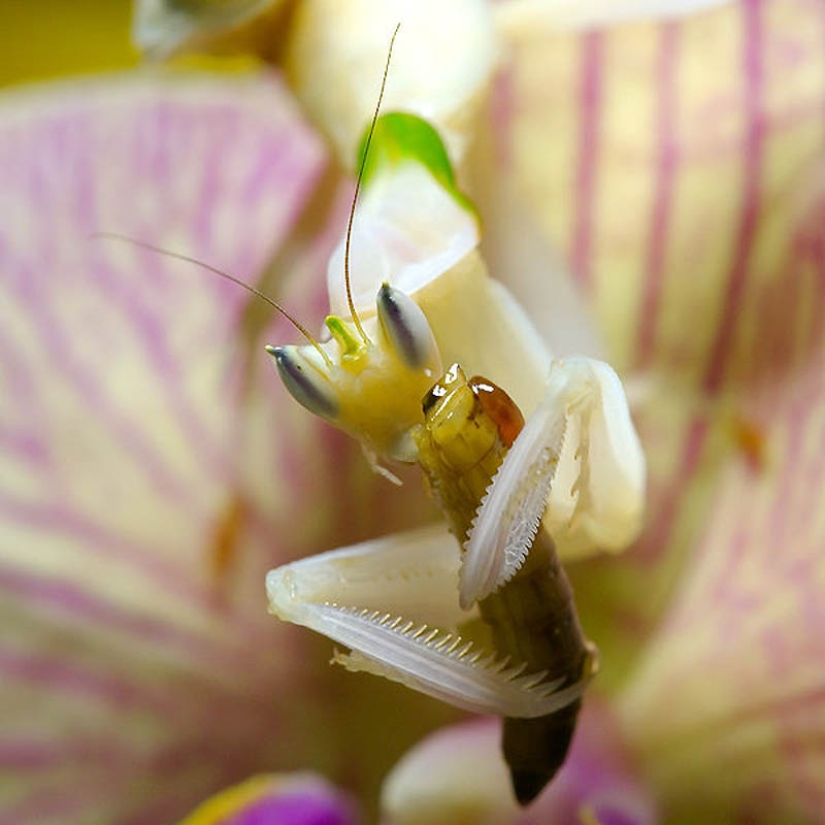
[381,718,518,825]
[283,0,498,166]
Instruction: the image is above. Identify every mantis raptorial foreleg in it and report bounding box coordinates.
[267,523,584,719]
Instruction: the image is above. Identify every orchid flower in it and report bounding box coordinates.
[1,0,823,824]
[0,73,459,823]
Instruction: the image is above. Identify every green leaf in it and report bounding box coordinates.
[357,112,478,219]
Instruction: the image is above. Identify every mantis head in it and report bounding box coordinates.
[268,281,442,467]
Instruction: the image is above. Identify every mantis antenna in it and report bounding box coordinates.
[91,231,332,368]
[344,22,401,345]
[93,25,401,365]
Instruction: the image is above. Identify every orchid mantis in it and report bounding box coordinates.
[101,102,644,804]
[104,34,643,803]
[262,81,645,800]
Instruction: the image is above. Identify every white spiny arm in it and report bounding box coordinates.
[266,524,585,718]
[460,357,646,608]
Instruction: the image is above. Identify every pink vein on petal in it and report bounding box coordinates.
[635,414,709,564]
[0,496,226,614]
[637,22,680,368]
[1,728,290,824]
[0,561,262,673]
[1,779,105,825]
[116,740,281,825]
[47,730,274,787]
[765,386,811,554]
[89,251,239,485]
[192,122,224,250]
[641,3,762,560]
[0,428,50,466]
[703,0,764,394]
[0,738,134,771]
[0,641,282,731]
[2,760,238,825]
[0,644,180,716]
[570,30,604,291]
[10,270,198,510]
[490,65,516,168]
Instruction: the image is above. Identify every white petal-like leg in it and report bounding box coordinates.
[266,524,583,718]
[268,523,466,630]
[460,357,645,607]
[562,358,646,549]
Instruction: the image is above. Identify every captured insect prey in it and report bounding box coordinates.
[414,365,598,803]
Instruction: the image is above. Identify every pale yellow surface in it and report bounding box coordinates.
[0,1,137,86]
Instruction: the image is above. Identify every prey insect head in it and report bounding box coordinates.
[419,366,523,474]
[415,366,524,547]
[418,365,501,476]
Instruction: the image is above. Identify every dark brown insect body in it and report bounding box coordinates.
[414,363,596,805]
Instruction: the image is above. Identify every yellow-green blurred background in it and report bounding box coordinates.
[0,1,137,86]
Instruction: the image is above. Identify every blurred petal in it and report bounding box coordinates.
[0,71,440,823]
[180,773,360,825]
[471,144,606,360]
[282,0,498,166]
[495,0,733,32]
[617,340,825,821]
[381,718,520,825]
[381,706,657,825]
[492,0,825,381]
[486,0,825,676]
[133,0,290,59]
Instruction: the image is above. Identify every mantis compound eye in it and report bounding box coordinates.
[267,344,339,420]
[377,282,440,371]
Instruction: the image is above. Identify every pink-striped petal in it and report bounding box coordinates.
[476,4,825,814]
[492,0,824,375]
[0,72,442,824]
[617,336,825,820]
[483,0,825,679]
